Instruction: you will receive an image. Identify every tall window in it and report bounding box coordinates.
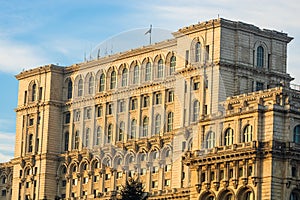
[64,132,69,151]
[257,46,264,68]
[99,74,105,92]
[243,125,253,142]
[193,100,200,122]
[145,62,151,81]
[294,125,300,144]
[67,79,73,99]
[122,68,128,87]
[88,76,94,94]
[96,126,102,146]
[74,131,79,149]
[170,56,176,74]
[157,59,164,78]
[195,42,201,62]
[110,71,116,89]
[78,79,83,96]
[154,114,161,135]
[28,134,33,153]
[130,119,137,139]
[32,83,37,101]
[107,124,112,144]
[224,128,234,146]
[290,191,300,200]
[142,117,149,137]
[206,131,215,149]
[85,128,90,147]
[133,65,139,84]
[118,122,125,142]
[167,112,174,132]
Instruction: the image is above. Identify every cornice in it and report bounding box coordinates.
[15,64,64,80]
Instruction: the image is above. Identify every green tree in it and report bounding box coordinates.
[119,178,147,200]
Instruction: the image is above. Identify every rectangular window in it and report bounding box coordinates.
[26,182,30,188]
[155,93,162,105]
[96,105,103,117]
[107,103,113,115]
[83,177,89,184]
[229,169,233,179]
[204,105,208,115]
[220,170,224,180]
[239,167,243,177]
[72,179,77,186]
[152,166,159,174]
[165,164,171,172]
[24,91,27,104]
[210,171,215,181]
[130,98,137,110]
[248,166,253,177]
[143,96,150,107]
[29,118,34,126]
[1,190,6,197]
[39,87,43,100]
[117,172,123,179]
[105,173,111,180]
[140,168,147,176]
[168,90,174,102]
[152,181,158,188]
[201,172,205,182]
[93,175,99,182]
[205,45,209,62]
[74,110,80,122]
[185,50,189,66]
[119,100,125,113]
[256,82,264,91]
[65,112,70,124]
[85,107,91,119]
[193,82,200,90]
[182,141,186,152]
[164,179,170,187]
[62,180,67,187]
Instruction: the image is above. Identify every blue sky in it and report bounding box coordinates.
[0,0,300,162]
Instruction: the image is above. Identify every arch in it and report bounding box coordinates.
[190,37,204,63]
[85,72,95,95]
[224,128,234,146]
[294,125,300,143]
[137,151,148,163]
[102,156,112,168]
[79,160,90,172]
[253,41,269,68]
[67,161,79,174]
[113,156,123,169]
[121,67,128,87]
[124,151,136,166]
[142,57,153,82]
[217,189,235,200]
[66,77,73,99]
[99,73,106,92]
[110,70,117,89]
[149,149,160,162]
[199,191,216,200]
[236,186,255,200]
[161,145,172,160]
[90,158,101,170]
[76,76,84,97]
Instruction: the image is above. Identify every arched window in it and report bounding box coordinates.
[294,125,300,144]
[224,128,234,146]
[170,56,176,74]
[96,126,102,146]
[118,122,125,141]
[243,125,253,143]
[145,62,151,81]
[206,131,215,149]
[133,65,139,84]
[107,124,112,144]
[67,79,73,99]
[78,78,83,96]
[195,42,201,62]
[244,191,254,200]
[257,46,264,68]
[110,71,116,89]
[193,100,200,122]
[32,83,37,101]
[154,114,161,135]
[74,131,79,149]
[130,119,137,139]
[88,76,94,94]
[167,112,174,132]
[99,74,105,92]
[64,132,69,151]
[157,59,164,78]
[142,117,149,137]
[85,128,90,147]
[122,68,128,87]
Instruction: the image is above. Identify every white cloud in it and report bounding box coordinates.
[0,152,12,163]
[0,38,49,73]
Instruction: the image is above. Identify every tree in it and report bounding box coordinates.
[119,178,147,200]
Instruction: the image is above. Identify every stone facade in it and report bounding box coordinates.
[1,18,299,200]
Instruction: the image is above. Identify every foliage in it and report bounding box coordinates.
[119,178,147,200]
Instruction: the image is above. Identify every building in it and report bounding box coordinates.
[1,18,300,200]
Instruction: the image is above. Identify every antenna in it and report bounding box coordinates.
[97,49,101,60]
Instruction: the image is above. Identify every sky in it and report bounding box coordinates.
[0,0,299,162]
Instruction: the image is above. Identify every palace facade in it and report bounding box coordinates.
[1,18,300,200]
